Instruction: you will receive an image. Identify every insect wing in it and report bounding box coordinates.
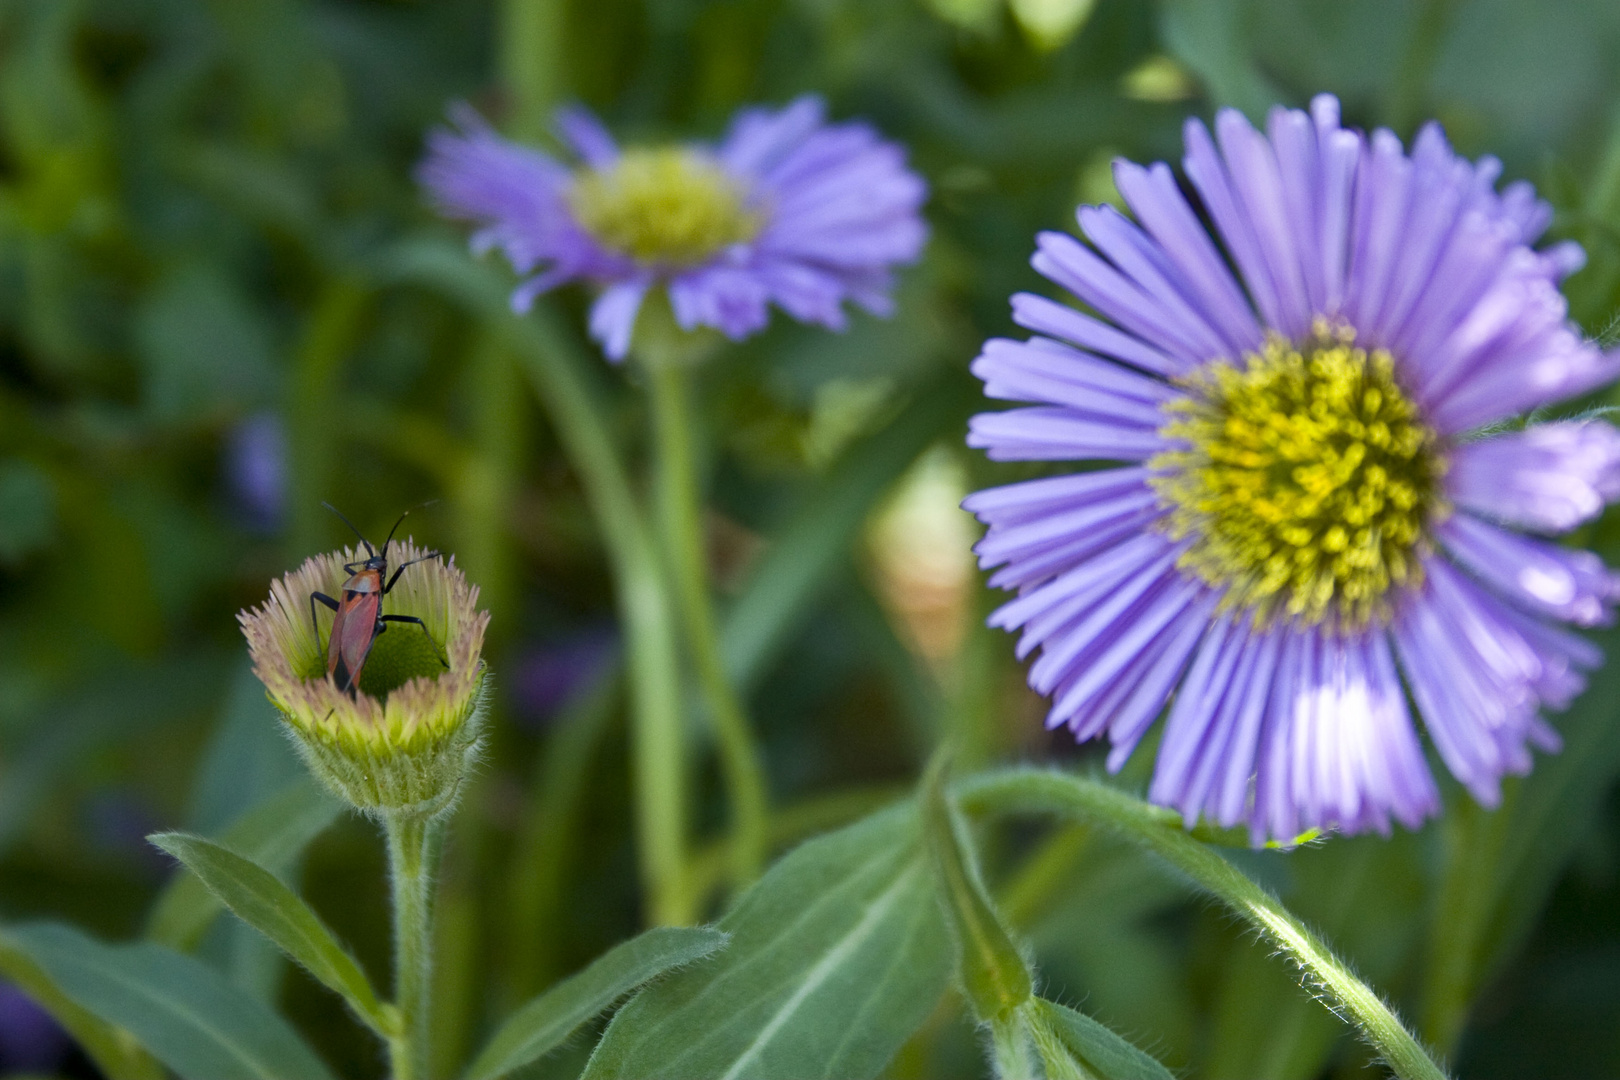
[330,588,382,691]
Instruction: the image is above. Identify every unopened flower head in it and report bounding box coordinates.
[966,94,1620,843]
[239,540,491,817]
[418,96,928,361]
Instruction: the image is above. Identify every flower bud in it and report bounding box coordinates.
[239,541,490,819]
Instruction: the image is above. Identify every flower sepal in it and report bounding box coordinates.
[288,680,489,821]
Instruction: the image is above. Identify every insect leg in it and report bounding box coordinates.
[379,614,450,668]
[382,552,442,595]
[309,592,340,654]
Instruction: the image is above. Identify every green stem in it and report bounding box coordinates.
[989,1012,1037,1080]
[646,360,770,890]
[396,247,692,924]
[455,333,524,630]
[385,813,443,1080]
[958,768,1451,1080]
[498,0,567,142]
[509,311,691,925]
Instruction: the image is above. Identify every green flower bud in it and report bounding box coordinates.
[239,541,491,819]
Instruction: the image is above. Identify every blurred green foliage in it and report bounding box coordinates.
[6,0,1620,1076]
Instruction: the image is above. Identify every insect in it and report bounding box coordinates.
[310,503,447,695]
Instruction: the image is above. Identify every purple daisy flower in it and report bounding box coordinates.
[965,94,1620,842]
[418,97,928,361]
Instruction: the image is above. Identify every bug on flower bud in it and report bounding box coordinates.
[311,503,447,695]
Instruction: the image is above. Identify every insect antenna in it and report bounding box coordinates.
[322,502,375,557]
[381,499,440,560]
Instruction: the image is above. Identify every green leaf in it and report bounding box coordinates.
[1030,998,1176,1080]
[0,929,165,1080]
[147,832,392,1036]
[146,778,340,949]
[581,805,952,1080]
[464,926,728,1080]
[920,752,1032,1022]
[3,922,337,1080]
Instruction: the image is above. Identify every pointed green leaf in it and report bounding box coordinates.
[921,753,1032,1022]
[1031,998,1176,1080]
[148,832,392,1036]
[0,929,165,1080]
[146,778,340,949]
[4,922,337,1080]
[581,804,951,1080]
[464,926,728,1080]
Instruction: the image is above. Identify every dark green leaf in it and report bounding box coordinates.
[464,926,728,1080]
[4,922,337,1080]
[147,779,341,950]
[581,805,951,1080]
[147,832,391,1035]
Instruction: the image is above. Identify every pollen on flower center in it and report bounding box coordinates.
[1151,324,1446,626]
[568,147,760,266]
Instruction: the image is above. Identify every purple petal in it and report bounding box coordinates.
[1439,514,1620,626]
[720,96,827,176]
[1448,421,1620,532]
[588,278,651,361]
[553,104,620,169]
[967,407,1170,462]
[1010,292,1182,377]
[667,264,771,340]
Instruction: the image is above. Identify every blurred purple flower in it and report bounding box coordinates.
[966,94,1620,842]
[225,412,286,532]
[419,97,928,360]
[0,982,69,1073]
[509,628,618,727]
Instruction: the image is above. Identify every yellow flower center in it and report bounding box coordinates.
[568,147,761,266]
[1151,324,1446,626]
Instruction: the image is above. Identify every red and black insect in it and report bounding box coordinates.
[310,504,447,695]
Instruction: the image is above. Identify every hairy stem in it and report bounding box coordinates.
[385,813,443,1080]
[647,360,769,890]
[959,768,1450,1080]
[989,1012,1036,1080]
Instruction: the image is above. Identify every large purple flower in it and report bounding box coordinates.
[965,94,1620,842]
[419,97,928,360]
